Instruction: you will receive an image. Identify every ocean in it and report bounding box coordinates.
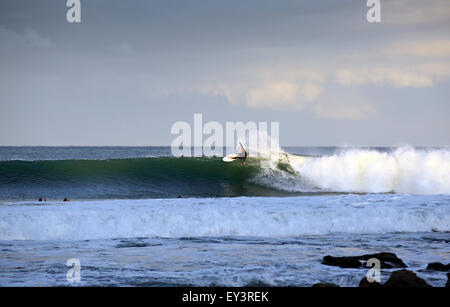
[0,146,449,286]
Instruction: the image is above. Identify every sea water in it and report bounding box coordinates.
[0,146,449,286]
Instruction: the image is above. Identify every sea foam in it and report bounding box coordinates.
[257,147,450,195]
[0,194,448,241]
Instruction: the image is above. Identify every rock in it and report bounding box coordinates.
[384,270,432,288]
[322,252,406,269]
[357,252,407,269]
[426,262,450,272]
[359,277,383,287]
[322,255,362,268]
[312,283,339,287]
[446,273,450,287]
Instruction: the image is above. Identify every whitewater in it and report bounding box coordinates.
[258,147,450,195]
[0,194,449,241]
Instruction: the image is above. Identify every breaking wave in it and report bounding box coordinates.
[0,195,448,240]
[0,147,449,200]
[256,147,450,195]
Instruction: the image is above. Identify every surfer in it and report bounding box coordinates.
[222,142,248,165]
[233,142,248,165]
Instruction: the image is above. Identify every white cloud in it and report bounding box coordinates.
[336,68,434,88]
[256,67,325,83]
[335,69,366,86]
[210,80,323,111]
[383,0,450,24]
[387,40,450,58]
[313,98,377,120]
[182,66,327,111]
[420,62,450,80]
[246,82,299,108]
[301,82,323,101]
[333,38,450,88]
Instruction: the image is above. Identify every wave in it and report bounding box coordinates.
[0,147,449,199]
[256,147,450,195]
[0,157,274,199]
[0,195,448,240]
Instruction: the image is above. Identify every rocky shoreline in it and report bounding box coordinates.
[312,252,449,287]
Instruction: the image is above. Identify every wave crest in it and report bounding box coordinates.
[256,147,450,195]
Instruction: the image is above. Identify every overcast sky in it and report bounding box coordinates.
[0,0,449,146]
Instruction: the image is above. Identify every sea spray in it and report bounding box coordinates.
[286,147,450,194]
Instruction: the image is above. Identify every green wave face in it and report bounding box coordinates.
[0,157,298,200]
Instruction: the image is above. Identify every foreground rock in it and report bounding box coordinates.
[359,270,432,287]
[383,270,432,287]
[322,252,407,269]
[426,262,450,272]
[358,277,383,288]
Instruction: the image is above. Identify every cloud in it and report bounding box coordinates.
[420,62,450,81]
[387,40,450,58]
[302,82,323,101]
[336,68,434,88]
[256,67,325,83]
[333,38,450,88]
[174,66,328,112]
[312,98,377,120]
[209,80,323,111]
[383,0,450,24]
[246,82,299,108]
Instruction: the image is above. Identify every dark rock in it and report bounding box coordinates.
[446,273,450,287]
[312,283,339,287]
[359,277,383,287]
[426,262,450,272]
[322,252,406,269]
[384,270,432,288]
[357,252,407,269]
[322,255,362,268]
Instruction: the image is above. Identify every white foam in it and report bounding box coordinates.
[257,147,450,195]
[0,195,448,241]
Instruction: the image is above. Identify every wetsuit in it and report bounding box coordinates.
[233,146,247,163]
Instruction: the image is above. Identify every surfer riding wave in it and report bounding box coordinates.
[232,142,248,165]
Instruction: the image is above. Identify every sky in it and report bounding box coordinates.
[0,0,449,146]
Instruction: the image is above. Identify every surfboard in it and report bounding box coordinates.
[223,143,247,163]
[222,153,239,162]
